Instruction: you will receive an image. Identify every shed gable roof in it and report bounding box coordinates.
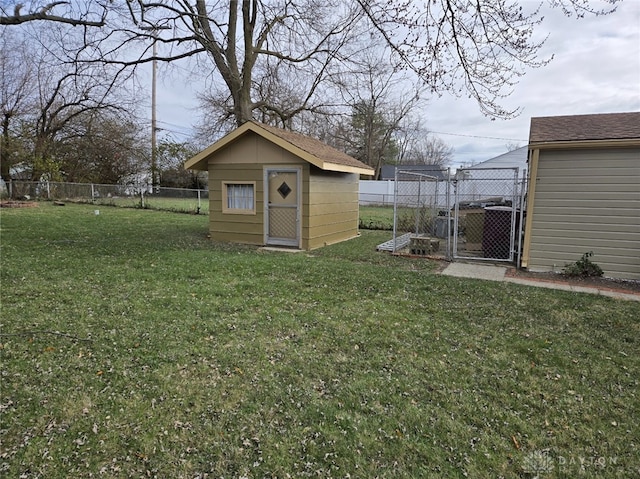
[185,121,374,175]
[529,112,640,144]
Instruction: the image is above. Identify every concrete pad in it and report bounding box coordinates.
[506,277,574,292]
[259,247,303,253]
[504,277,640,301]
[600,290,640,302]
[440,262,640,301]
[441,262,507,282]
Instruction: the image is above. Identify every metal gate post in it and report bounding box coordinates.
[434,179,439,238]
[452,176,460,258]
[415,177,422,234]
[392,167,399,252]
[508,168,519,262]
[517,169,528,268]
[446,169,451,259]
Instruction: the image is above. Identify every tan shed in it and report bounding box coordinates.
[184,121,374,250]
[521,112,640,280]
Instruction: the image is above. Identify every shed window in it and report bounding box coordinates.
[223,182,256,214]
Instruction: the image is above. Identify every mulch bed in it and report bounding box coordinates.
[505,268,640,295]
[0,201,39,208]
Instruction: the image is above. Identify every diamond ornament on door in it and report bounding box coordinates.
[277,182,292,199]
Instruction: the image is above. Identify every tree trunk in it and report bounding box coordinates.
[1,114,11,180]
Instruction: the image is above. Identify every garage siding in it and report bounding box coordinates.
[527,148,640,280]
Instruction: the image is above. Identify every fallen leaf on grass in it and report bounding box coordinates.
[511,435,520,450]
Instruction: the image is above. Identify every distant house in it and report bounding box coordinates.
[521,112,640,280]
[466,146,528,173]
[184,121,374,250]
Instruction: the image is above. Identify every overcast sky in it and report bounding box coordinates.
[152,0,640,169]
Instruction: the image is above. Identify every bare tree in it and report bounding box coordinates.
[414,136,453,166]
[32,57,136,178]
[54,112,148,183]
[334,50,424,179]
[86,1,366,129]
[1,27,140,181]
[2,0,620,128]
[0,35,36,180]
[0,1,107,26]
[505,142,523,152]
[397,126,454,167]
[356,0,618,119]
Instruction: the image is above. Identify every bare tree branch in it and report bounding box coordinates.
[0,1,106,26]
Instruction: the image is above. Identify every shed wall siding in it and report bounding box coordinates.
[305,169,359,250]
[208,163,265,245]
[203,133,362,250]
[210,132,302,165]
[528,147,640,280]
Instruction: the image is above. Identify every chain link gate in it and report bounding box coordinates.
[452,167,525,262]
[377,168,451,257]
[376,166,526,263]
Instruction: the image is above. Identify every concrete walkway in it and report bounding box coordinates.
[441,262,640,302]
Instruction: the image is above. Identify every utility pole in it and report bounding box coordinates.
[140,24,170,190]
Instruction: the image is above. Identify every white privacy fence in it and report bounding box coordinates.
[359,180,396,205]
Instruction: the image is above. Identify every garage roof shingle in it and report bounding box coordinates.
[529,112,640,143]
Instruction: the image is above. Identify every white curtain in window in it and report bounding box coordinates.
[227,184,254,209]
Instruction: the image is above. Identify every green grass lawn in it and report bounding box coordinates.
[1,204,638,478]
[359,205,395,230]
[93,196,209,215]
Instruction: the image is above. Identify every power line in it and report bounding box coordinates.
[157,120,192,132]
[430,130,527,142]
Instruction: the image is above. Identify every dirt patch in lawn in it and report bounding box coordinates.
[0,201,39,208]
[506,268,640,295]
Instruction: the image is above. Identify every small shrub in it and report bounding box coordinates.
[562,251,603,277]
[396,207,433,234]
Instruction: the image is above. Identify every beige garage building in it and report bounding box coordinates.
[184,121,374,250]
[521,112,640,280]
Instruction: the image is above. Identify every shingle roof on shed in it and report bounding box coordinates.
[257,123,372,172]
[529,112,640,144]
[185,121,374,175]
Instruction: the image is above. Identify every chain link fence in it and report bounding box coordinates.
[2,180,208,214]
[3,174,526,263]
[375,167,527,263]
[452,167,525,262]
[376,168,451,256]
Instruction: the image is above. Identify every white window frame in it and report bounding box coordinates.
[222,181,256,215]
